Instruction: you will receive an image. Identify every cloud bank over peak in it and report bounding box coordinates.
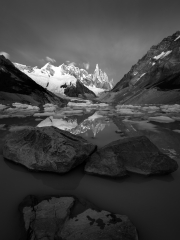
[0,51,10,59]
[66,61,76,67]
[66,61,90,70]
[46,56,56,63]
[83,62,90,70]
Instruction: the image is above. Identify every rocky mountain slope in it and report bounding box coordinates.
[101,31,180,104]
[0,55,66,105]
[14,62,113,97]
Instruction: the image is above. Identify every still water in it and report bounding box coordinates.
[0,110,180,240]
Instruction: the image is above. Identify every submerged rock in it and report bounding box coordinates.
[85,136,178,176]
[20,195,138,240]
[3,126,96,173]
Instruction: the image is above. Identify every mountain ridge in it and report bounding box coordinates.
[14,62,114,96]
[100,31,180,104]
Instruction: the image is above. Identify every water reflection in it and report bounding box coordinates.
[5,159,85,190]
[70,112,108,137]
[37,112,111,137]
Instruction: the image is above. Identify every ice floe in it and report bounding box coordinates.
[173,129,180,133]
[67,101,109,108]
[149,116,175,123]
[37,116,78,130]
[12,103,39,111]
[172,117,180,121]
[33,112,55,117]
[59,109,84,115]
[116,108,143,115]
[2,103,40,117]
[0,115,10,119]
[116,105,141,109]
[43,106,57,112]
[116,109,134,114]
[43,103,57,112]
[0,104,7,110]
[160,104,180,113]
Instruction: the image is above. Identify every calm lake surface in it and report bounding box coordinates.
[0,108,180,240]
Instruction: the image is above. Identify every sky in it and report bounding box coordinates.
[1,0,180,84]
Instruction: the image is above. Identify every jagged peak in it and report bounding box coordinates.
[0,55,7,60]
[95,63,99,70]
[41,62,52,69]
[0,55,14,67]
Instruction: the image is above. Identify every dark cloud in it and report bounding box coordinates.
[1,0,180,83]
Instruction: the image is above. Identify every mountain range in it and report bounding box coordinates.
[2,31,180,106]
[100,31,180,104]
[0,55,66,106]
[14,62,114,97]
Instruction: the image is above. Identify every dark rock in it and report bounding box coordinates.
[21,196,74,240]
[60,208,138,240]
[64,79,96,98]
[0,55,67,105]
[85,136,178,176]
[3,126,96,173]
[20,195,138,240]
[85,148,127,177]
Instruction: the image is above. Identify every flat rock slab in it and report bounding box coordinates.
[85,136,178,177]
[20,195,138,240]
[3,126,96,173]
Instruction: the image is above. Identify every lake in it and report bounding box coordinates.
[0,104,180,240]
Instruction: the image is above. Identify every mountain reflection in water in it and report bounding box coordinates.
[37,112,110,137]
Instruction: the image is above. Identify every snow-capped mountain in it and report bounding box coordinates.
[14,62,113,97]
[14,62,95,99]
[0,55,66,105]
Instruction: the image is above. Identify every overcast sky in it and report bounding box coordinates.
[1,0,180,83]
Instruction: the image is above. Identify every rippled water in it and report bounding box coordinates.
[0,107,180,240]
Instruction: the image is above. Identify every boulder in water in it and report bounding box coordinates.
[20,195,138,240]
[85,136,178,176]
[3,126,96,173]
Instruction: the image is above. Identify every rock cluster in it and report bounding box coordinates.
[2,125,178,239]
[3,127,178,176]
[20,195,138,240]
